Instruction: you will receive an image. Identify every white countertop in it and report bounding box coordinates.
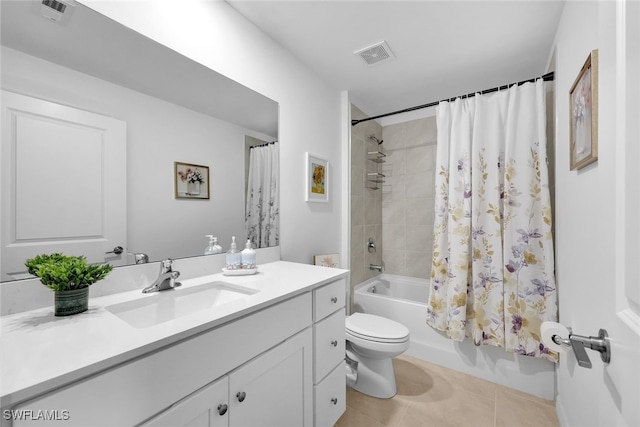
[0,261,349,407]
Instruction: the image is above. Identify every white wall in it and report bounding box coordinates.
[82,0,344,265]
[1,46,274,262]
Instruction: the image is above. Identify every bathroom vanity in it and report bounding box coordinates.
[0,261,348,426]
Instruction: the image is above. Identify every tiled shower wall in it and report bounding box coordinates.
[381,116,437,279]
[350,104,437,296]
[350,105,383,293]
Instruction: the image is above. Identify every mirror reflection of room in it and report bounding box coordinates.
[0,1,279,281]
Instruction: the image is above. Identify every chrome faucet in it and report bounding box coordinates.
[142,259,181,293]
[369,264,383,272]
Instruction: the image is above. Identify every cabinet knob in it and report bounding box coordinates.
[331,340,338,347]
[331,296,338,303]
[236,391,246,402]
[331,398,338,405]
[217,404,228,416]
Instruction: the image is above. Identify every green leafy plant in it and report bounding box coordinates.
[25,253,113,292]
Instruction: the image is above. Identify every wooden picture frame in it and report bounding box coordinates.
[569,49,598,170]
[174,162,210,199]
[305,153,329,203]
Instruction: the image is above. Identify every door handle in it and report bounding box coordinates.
[106,246,123,255]
[551,327,611,368]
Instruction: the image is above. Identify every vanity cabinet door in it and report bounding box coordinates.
[141,377,229,427]
[228,328,313,427]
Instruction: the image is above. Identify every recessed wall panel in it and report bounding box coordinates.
[14,114,103,240]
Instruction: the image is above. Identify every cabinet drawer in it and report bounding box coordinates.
[313,310,345,383]
[314,363,346,427]
[313,278,345,321]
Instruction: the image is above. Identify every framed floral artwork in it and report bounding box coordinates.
[314,253,340,268]
[570,49,598,170]
[305,153,329,202]
[175,162,209,199]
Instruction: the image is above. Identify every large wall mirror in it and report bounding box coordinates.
[0,1,279,281]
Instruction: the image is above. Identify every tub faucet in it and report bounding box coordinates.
[369,264,383,272]
[142,259,181,293]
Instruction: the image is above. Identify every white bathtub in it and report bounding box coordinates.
[353,274,556,400]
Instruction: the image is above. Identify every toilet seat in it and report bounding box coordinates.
[346,313,409,343]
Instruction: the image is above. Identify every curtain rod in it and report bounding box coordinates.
[351,71,554,126]
[250,140,278,149]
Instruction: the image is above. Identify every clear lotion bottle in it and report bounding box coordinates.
[241,239,256,270]
[225,236,242,270]
[204,235,222,255]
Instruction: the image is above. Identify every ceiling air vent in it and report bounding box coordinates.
[40,0,75,22]
[354,41,395,66]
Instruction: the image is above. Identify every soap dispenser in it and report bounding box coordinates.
[241,239,256,270]
[204,235,222,255]
[225,236,242,270]
[213,237,223,254]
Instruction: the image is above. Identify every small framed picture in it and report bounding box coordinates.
[174,162,209,199]
[569,49,598,171]
[314,253,340,268]
[305,153,329,203]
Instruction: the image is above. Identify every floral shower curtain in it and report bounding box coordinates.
[426,80,558,362]
[245,142,279,248]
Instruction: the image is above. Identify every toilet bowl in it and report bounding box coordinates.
[345,312,410,398]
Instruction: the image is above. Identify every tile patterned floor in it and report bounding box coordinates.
[335,354,560,427]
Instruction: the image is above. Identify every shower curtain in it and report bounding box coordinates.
[245,142,279,248]
[426,80,558,362]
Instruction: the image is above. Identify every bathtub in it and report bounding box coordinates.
[353,274,556,400]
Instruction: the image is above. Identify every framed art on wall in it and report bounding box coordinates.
[313,254,340,268]
[175,161,210,199]
[305,153,329,203]
[570,49,599,170]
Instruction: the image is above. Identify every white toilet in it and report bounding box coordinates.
[345,312,410,398]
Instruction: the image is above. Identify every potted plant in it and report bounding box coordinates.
[25,253,113,316]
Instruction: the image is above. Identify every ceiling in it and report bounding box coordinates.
[227,0,566,119]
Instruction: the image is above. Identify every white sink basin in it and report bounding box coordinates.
[106,281,260,328]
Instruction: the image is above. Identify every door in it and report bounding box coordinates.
[0,91,127,280]
[606,1,640,425]
[557,2,640,425]
[142,377,229,427]
[229,329,312,427]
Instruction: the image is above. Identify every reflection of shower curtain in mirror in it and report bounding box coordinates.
[426,80,558,362]
[246,142,279,248]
